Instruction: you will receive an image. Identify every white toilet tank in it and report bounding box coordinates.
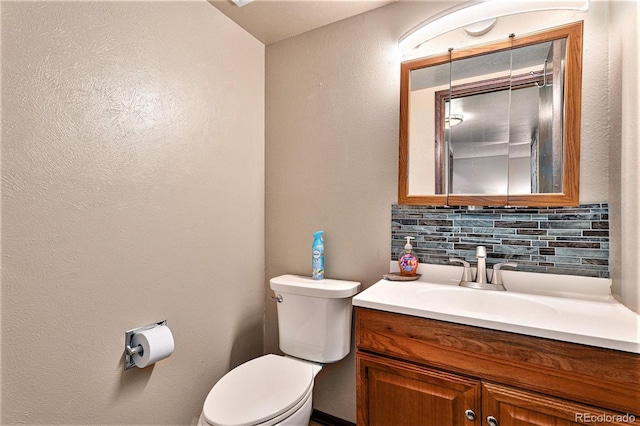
[270,275,361,363]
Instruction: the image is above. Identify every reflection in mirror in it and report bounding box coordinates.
[436,40,567,195]
[408,61,450,197]
[522,39,567,194]
[399,22,582,206]
[448,45,512,195]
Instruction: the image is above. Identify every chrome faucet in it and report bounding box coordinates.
[474,246,488,284]
[450,246,517,291]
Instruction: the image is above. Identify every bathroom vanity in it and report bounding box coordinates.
[353,276,640,425]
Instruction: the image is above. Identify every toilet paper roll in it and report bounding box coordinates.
[131,325,175,368]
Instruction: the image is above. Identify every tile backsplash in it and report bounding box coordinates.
[392,204,610,278]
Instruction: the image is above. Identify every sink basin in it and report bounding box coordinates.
[416,286,559,321]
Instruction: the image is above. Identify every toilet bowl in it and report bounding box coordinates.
[198,275,360,426]
[198,355,321,426]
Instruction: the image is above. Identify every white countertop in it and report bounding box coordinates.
[353,264,640,354]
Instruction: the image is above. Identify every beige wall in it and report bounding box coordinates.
[1,1,264,424]
[609,1,640,312]
[266,1,628,422]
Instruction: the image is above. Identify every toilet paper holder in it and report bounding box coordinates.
[124,319,167,370]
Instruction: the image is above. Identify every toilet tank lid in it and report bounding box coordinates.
[270,275,361,298]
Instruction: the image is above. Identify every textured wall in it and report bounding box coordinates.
[608,1,640,312]
[1,2,264,424]
[266,2,615,422]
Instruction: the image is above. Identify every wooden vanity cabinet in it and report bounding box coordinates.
[356,307,640,426]
[358,353,481,425]
[482,382,637,426]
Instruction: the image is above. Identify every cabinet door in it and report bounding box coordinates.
[483,382,640,426]
[357,353,481,426]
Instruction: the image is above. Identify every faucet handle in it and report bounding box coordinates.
[449,257,470,267]
[490,262,517,285]
[493,261,518,270]
[449,258,473,282]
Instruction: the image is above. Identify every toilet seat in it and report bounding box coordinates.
[202,354,314,426]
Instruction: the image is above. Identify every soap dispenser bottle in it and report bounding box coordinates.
[398,236,419,277]
[312,231,324,280]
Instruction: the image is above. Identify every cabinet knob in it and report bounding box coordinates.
[487,416,499,426]
[464,409,476,421]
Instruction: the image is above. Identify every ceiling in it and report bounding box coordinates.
[207,0,398,45]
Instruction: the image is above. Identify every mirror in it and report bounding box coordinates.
[399,22,583,206]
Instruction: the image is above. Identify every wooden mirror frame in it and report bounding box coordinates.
[398,21,583,206]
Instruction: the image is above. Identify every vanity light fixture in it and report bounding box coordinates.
[445,114,464,129]
[464,18,498,37]
[398,0,589,55]
[230,0,255,7]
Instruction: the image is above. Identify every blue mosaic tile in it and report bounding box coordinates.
[547,229,584,237]
[494,220,540,228]
[493,245,539,255]
[541,221,592,229]
[555,248,609,258]
[455,219,496,228]
[544,256,582,265]
[460,237,502,245]
[501,238,533,245]
[584,230,609,237]
[476,227,517,235]
[392,204,610,278]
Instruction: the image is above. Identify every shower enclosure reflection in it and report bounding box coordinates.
[442,39,564,195]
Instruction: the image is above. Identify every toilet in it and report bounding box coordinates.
[198,274,361,426]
